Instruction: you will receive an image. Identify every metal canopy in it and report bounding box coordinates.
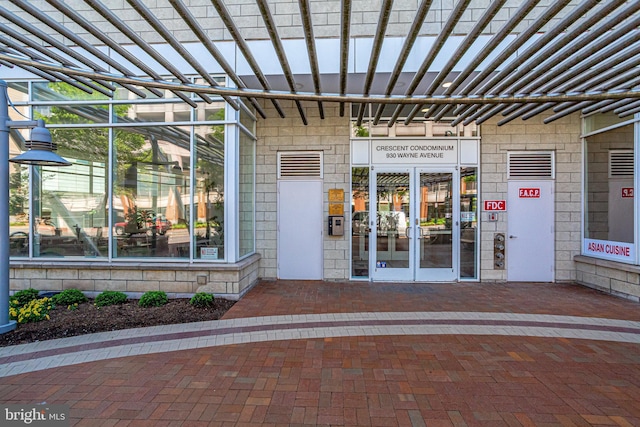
[0,0,639,125]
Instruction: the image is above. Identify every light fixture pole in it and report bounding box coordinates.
[0,80,71,334]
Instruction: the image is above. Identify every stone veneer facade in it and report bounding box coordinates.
[255,101,594,288]
[20,0,573,45]
[9,101,640,301]
[255,100,352,281]
[9,254,260,300]
[575,257,640,302]
[4,2,639,301]
[479,113,583,283]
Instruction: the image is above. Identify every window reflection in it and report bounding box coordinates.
[113,84,164,101]
[585,123,634,244]
[113,127,190,258]
[195,103,225,122]
[9,162,29,257]
[352,167,370,277]
[460,167,477,278]
[32,81,110,102]
[34,128,108,257]
[7,80,255,263]
[7,83,28,101]
[35,105,108,124]
[239,131,255,258]
[418,173,451,269]
[8,91,30,257]
[114,102,202,123]
[194,125,225,260]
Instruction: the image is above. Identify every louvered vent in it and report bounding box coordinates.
[609,150,634,178]
[508,152,554,179]
[278,151,323,178]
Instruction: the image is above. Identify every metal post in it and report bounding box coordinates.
[0,80,17,333]
[0,79,69,334]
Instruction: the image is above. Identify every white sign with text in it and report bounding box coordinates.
[583,238,635,263]
[201,247,219,260]
[371,140,458,164]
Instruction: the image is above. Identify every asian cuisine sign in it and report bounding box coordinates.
[371,140,458,164]
[583,238,634,263]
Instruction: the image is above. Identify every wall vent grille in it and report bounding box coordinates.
[508,152,555,179]
[609,150,634,178]
[278,151,323,178]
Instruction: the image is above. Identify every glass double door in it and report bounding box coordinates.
[371,168,458,282]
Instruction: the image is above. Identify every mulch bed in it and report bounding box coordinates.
[0,298,236,347]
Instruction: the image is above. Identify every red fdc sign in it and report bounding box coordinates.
[519,188,540,198]
[484,200,506,211]
[622,188,634,198]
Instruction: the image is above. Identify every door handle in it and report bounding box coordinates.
[509,235,517,239]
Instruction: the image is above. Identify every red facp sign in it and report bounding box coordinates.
[519,188,540,198]
[622,188,634,198]
[484,200,506,211]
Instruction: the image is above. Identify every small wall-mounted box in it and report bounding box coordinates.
[328,216,344,236]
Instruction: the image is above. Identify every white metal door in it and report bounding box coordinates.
[371,169,413,281]
[507,180,554,281]
[277,180,323,279]
[414,169,458,282]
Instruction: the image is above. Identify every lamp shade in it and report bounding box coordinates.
[10,149,72,166]
[9,122,72,166]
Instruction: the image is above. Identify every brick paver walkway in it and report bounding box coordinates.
[0,281,639,426]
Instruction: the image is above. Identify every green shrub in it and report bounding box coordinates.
[190,292,214,308]
[9,297,53,324]
[10,288,40,307]
[139,291,168,307]
[52,289,88,306]
[95,291,128,307]
[9,288,38,307]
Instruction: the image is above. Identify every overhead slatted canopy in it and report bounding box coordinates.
[0,0,639,126]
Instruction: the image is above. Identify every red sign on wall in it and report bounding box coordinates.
[622,188,634,198]
[484,200,506,211]
[519,188,540,198]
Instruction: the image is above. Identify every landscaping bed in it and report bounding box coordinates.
[0,296,235,347]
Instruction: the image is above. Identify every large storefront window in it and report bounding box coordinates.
[8,162,29,257]
[32,91,111,257]
[113,127,190,258]
[583,114,637,263]
[8,84,30,257]
[35,128,108,257]
[6,80,254,263]
[194,124,225,260]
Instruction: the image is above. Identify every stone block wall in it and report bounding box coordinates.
[19,0,577,44]
[9,254,260,300]
[575,255,640,302]
[480,113,582,282]
[256,105,585,283]
[255,100,351,280]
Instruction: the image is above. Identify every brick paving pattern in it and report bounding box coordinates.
[0,281,639,426]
